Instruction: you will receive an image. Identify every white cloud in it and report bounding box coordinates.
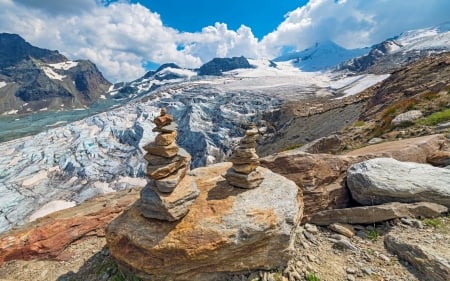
[0,0,449,82]
[261,0,450,57]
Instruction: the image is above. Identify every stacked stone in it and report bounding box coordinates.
[225,124,264,189]
[140,108,199,221]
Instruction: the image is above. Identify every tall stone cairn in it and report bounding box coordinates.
[224,124,264,188]
[140,108,199,221]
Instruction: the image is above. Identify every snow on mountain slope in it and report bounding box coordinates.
[273,40,369,71]
[0,60,390,233]
[396,23,450,52]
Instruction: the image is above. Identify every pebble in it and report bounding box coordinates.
[347,274,356,281]
[329,223,355,238]
[303,230,318,245]
[379,253,391,262]
[329,238,357,251]
[346,267,357,274]
[304,223,319,234]
[362,267,373,275]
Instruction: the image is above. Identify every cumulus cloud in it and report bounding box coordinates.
[261,0,450,57]
[0,0,449,82]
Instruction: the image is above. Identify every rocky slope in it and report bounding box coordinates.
[0,33,111,115]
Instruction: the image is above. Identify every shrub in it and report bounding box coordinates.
[418,109,450,126]
[306,272,321,281]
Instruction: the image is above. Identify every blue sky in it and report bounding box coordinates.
[1,0,449,82]
[130,0,308,39]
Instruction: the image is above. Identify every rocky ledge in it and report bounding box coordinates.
[106,162,302,281]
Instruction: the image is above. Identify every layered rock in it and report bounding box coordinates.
[347,158,450,207]
[140,108,199,221]
[261,134,449,221]
[224,124,264,189]
[106,162,301,281]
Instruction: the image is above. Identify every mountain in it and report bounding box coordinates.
[0,33,112,115]
[339,22,450,73]
[198,56,254,75]
[273,40,369,71]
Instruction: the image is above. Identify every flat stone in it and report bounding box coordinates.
[232,162,259,174]
[143,141,179,158]
[245,127,259,136]
[144,148,191,166]
[140,175,199,221]
[427,150,450,167]
[224,167,264,189]
[106,163,301,281]
[240,134,258,144]
[146,158,188,180]
[154,114,173,128]
[155,131,177,146]
[310,202,448,225]
[152,122,178,133]
[347,158,450,207]
[329,223,355,238]
[153,165,189,193]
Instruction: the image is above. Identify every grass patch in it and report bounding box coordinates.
[306,272,321,281]
[422,218,443,228]
[280,143,303,151]
[366,228,380,241]
[353,120,366,127]
[417,108,450,126]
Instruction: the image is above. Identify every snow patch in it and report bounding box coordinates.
[22,170,48,187]
[28,200,76,222]
[0,81,6,89]
[42,66,66,81]
[332,74,390,98]
[48,61,78,70]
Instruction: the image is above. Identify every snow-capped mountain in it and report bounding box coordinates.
[273,40,369,71]
[339,22,450,73]
[0,33,111,115]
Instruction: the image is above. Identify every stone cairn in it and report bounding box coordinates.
[140,108,199,221]
[224,123,264,188]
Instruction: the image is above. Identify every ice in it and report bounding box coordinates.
[28,200,76,222]
[0,81,6,89]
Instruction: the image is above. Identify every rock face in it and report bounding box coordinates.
[0,33,111,114]
[347,157,450,207]
[106,162,302,281]
[310,202,448,225]
[261,134,449,221]
[198,56,253,76]
[385,234,450,281]
[0,189,139,266]
[140,108,199,221]
[224,124,264,189]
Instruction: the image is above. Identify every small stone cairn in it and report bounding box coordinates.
[224,124,264,188]
[140,108,199,221]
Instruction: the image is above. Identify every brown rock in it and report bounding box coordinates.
[245,127,259,136]
[224,167,264,189]
[106,163,301,281]
[261,134,449,222]
[144,148,191,166]
[140,176,199,221]
[154,114,173,128]
[143,141,179,158]
[310,202,448,225]
[152,123,178,133]
[427,150,450,167]
[228,150,259,165]
[155,131,177,146]
[240,134,258,144]
[146,160,188,180]
[0,189,139,266]
[232,162,259,174]
[153,164,189,193]
[328,223,355,238]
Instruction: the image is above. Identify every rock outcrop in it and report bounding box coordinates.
[106,162,301,281]
[198,56,253,76]
[347,157,450,207]
[224,124,264,189]
[140,108,199,221]
[261,134,449,221]
[385,233,450,281]
[310,202,448,225]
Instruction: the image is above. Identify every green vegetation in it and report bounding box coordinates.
[422,218,443,228]
[306,272,321,281]
[280,143,303,151]
[417,108,450,126]
[366,228,380,241]
[95,258,140,281]
[353,120,366,127]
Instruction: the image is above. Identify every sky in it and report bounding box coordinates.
[0,0,449,82]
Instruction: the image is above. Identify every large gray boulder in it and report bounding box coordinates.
[347,158,450,207]
[106,163,302,281]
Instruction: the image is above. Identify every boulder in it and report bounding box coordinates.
[347,158,450,207]
[385,234,450,281]
[391,110,423,126]
[298,134,343,154]
[427,150,450,167]
[310,202,448,225]
[261,134,449,221]
[106,163,302,281]
[0,189,139,266]
[140,175,199,221]
[143,141,179,158]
